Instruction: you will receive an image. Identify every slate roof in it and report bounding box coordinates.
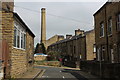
[14,13,35,37]
[49,29,94,47]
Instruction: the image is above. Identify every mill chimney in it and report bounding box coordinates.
[41,8,46,47]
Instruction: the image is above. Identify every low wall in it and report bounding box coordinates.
[64,61,76,68]
[34,55,46,61]
[35,61,60,67]
[80,61,120,78]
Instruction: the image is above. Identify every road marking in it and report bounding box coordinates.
[37,69,46,78]
[63,76,65,79]
[42,75,49,78]
[41,76,45,78]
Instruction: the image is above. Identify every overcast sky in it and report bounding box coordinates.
[14,1,107,46]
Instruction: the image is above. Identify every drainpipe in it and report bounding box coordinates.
[75,37,79,68]
[100,3,109,78]
[105,3,109,63]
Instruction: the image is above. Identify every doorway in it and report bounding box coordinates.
[110,48,114,63]
[0,40,10,79]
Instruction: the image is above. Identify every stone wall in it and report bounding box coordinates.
[34,55,46,61]
[11,49,27,77]
[47,30,95,68]
[77,36,86,60]
[1,2,14,78]
[46,35,64,49]
[26,31,34,70]
[94,2,120,62]
[10,32,34,78]
[1,2,35,78]
[86,30,96,60]
[80,60,120,78]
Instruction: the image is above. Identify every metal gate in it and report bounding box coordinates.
[0,40,10,79]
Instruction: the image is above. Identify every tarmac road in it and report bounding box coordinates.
[35,66,88,80]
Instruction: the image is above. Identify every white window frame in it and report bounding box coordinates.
[100,22,104,38]
[97,48,100,61]
[14,21,26,50]
[93,44,96,53]
[14,27,17,47]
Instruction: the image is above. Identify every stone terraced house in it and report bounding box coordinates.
[47,29,96,68]
[80,2,120,78]
[94,2,120,63]
[0,1,35,78]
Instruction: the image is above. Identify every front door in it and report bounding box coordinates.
[0,40,4,79]
[0,40,10,79]
[0,60,3,80]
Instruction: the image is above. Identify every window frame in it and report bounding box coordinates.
[93,44,96,53]
[100,22,104,38]
[117,13,120,31]
[14,26,17,47]
[14,21,26,50]
[17,29,20,48]
[108,17,112,36]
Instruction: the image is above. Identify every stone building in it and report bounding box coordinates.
[46,35,64,49]
[94,2,120,63]
[1,1,35,78]
[47,29,96,67]
[80,2,120,78]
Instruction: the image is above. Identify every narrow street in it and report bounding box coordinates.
[35,66,88,80]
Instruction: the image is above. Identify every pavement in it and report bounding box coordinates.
[16,68,45,80]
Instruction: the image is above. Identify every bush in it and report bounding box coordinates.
[47,51,60,61]
[34,43,46,54]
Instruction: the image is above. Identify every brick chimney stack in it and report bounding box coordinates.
[1,0,14,12]
[75,29,84,36]
[41,8,46,47]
